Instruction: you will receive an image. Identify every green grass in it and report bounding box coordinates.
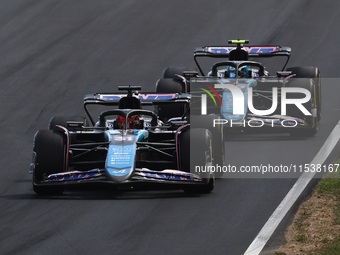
[313,163,340,254]
[316,235,340,255]
[295,234,307,243]
[317,169,340,224]
[294,203,311,230]
[293,202,311,244]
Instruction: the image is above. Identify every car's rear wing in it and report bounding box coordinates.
[194,45,291,57]
[83,91,190,125]
[193,45,291,75]
[84,92,190,105]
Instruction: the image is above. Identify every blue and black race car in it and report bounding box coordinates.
[157,40,321,137]
[29,86,216,195]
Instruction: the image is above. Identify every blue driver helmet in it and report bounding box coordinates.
[227,66,236,78]
[226,66,249,78]
[239,66,249,77]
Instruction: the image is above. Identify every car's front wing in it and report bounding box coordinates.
[36,168,204,186]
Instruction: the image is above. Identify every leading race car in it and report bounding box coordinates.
[29,86,216,195]
[157,40,321,137]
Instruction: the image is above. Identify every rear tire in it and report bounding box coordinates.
[32,130,66,195]
[285,78,318,137]
[163,66,197,79]
[179,128,215,193]
[155,78,185,122]
[190,115,225,177]
[286,66,321,121]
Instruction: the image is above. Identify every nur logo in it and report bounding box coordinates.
[200,84,312,116]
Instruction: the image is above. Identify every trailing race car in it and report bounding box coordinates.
[157,40,321,137]
[29,86,216,195]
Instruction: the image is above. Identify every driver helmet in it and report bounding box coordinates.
[226,66,249,78]
[116,115,142,129]
[239,66,249,77]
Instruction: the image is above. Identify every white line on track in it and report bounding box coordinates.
[244,121,340,255]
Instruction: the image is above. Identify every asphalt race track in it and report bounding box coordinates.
[1,1,340,254]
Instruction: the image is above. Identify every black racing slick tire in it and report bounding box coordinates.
[163,66,197,79]
[179,128,215,193]
[32,130,66,195]
[155,78,185,122]
[286,66,321,122]
[49,116,88,131]
[285,78,318,137]
[190,115,225,177]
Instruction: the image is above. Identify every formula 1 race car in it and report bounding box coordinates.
[157,40,321,137]
[29,86,217,195]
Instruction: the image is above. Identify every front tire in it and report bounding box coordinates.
[179,128,215,193]
[32,130,66,195]
[49,116,88,131]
